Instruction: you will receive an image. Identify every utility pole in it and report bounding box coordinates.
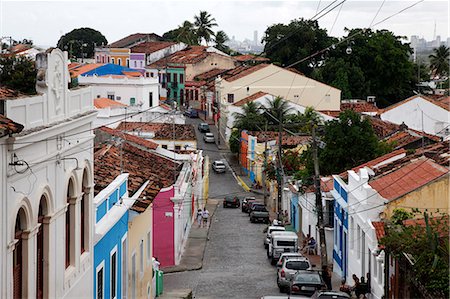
[277,113,283,221]
[263,120,268,206]
[311,123,328,267]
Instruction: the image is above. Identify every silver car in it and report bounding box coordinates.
[277,257,312,293]
[212,160,226,173]
[203,132,215,143]
[276,252,304,269]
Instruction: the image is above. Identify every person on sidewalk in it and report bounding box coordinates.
[321,265,332,290]
[196,209,203,227]
[339,279,352,296]
[202,207,210,228]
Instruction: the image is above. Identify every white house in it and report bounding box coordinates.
[78,74,159,110]
[224,91,335,142]
[380,95,450,139]
[0,49,96,298]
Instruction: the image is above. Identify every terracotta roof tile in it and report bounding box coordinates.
[233,91,269,106]
[131,41,176,54]
[369,158,448,201]
[109,33,163,48]
[247,131,311,146]
[148,46,212,67]
[94,143,181,212]
[185,80,206,87]
[372,221,386,243]
[0,114,24,137]
[0,87,21,99]
[341,101,379,113]
[193,68,229,81]
[69,63,104,78]
[116,122,196,140]
[385,129,441,149]
[224,64,270,82]
[321,177,334,192]
[234,54,270,62]
[402,215,449,237]
[98,127,159,150]
[366,116,401,138]
[94,98,128,109]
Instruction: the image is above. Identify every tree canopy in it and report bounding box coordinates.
[429,45,449,78]
[214,30,231,54]
[194,11,218,44]
[0,55,37,94]
[57,27,107,59]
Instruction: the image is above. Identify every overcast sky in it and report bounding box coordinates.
[0,0,448,47]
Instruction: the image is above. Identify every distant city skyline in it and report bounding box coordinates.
[1,1,448,49]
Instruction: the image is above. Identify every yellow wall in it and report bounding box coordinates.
[127,204,154,299]
[219,64,341,111]
[110,48,130,67]
[386,175,449,218]
[185,53,236,80]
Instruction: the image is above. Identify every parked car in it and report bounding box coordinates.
[276,252,304,269]
[242,197,256,213]
[248,202,266,215]
[265,226,286,249]
[203,132,215,143]
[250,205,270,223]
[268,231,299,264]
[310,291,350,299]
[277,257,313,293]
[260,296,309,299]
[184,109,198,118]
[289,271,326,297]
[212,160,226,173]
[223,196,240,208]
[198,122,210,132]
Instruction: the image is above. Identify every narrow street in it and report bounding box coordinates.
[163,117,280,298]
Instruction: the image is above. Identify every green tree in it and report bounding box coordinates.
[163,21,200,45]
[232,101,265,131]
[429,45,449,78]
[194,11,218,45]
[57,27,107,59]
[214,30,231,54]
[0,55,37,94]
[285,107,323,133]
[315,29,415,107]
[380,213,449,297]
[229,129,240,154]
[263,96,292,126]
[262,18,333,76]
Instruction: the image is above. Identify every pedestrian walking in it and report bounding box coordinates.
[202,207,210,228]
[321,265,332,290]
[196,209,203,227]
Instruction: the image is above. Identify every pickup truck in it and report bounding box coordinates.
[250,204,270,223]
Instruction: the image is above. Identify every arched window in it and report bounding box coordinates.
[66,179,75,268]
[13,208,27,299]
[37,196,49,299]
[81,169,90,254]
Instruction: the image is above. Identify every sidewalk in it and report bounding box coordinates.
[161,199,219,273]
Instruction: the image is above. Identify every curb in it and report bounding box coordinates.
[237,176,251,192]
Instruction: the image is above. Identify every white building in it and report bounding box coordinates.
[78,74,159,110]
[0,49,96,298]
[380,95,450,139]
[224,91,334,142]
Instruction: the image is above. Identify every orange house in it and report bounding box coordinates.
[109,48,130,67]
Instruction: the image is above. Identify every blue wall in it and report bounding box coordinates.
[94,211,128,299]
[290,194,299,232]
[96,182,127,223]
[332,177,348,278]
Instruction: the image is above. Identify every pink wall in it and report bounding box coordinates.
[152,186,175,267]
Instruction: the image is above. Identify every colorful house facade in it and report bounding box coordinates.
[93,174,130,299]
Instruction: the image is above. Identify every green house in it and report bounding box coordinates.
[166,64,186,107]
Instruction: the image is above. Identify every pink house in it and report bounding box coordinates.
[152,187,175,267]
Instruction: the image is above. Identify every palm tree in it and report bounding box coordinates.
[264,96,292,125]
[214,30,230,53]
[176,21,198,45]
[429,45,449,78]
[233,101,265,130]
[194,11,218,45]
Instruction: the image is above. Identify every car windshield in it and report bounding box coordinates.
[277,240,296,247]
[269,228,285,234]
[285,261,310,270]
[215,162,225,166]
[294,273,321,283]
[205,133,213,137]
[253,206,267,212]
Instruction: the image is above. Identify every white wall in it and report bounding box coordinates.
[146,43,188,65]
[381,96,450,138]
[78,76,159,110]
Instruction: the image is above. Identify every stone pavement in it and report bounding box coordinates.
[158,289,192,299]
[161,199,219,274]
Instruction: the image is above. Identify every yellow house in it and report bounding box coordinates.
[109,48,131,67]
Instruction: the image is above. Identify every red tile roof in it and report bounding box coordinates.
[233,91,269,106]
[185,80,206,88]
[0,87,21,99]
[94,143,181,212]
[402,215,449,237]
[98,127,159,150]
[131,41,176,54]
[70,63,104,78]
[382,94,450,113]
[109,33,163,48]
[149,46,216,67]
[234,54,270,62]
[193,68,228,81]
[94,98,128,109]
[224,64,270,82]
[372,221,386,243]
[366,116,401,138]
[0,114,24,137]
[369,158,448,201]
[341,101,379,113]
[385,129,441,149]
[247,131,311,146]
[321,177,334,192]
[116,122,196,140]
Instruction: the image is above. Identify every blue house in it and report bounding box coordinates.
[290,188,300,232]
[93,174,130,299]
[331,175,349,279]
[82,63,143,77]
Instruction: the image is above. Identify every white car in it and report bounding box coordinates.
[264,226,286,248]
[212,160,226,173]
[203,132,215,143]
[277,257,313,293]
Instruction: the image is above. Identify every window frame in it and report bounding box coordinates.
[96,261,105,299]
[227,93,234,103]
[110,246,118,299]
[121,234,128,299]
[146,230,151,265]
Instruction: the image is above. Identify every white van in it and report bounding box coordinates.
[264,225,286,249]
[267,231,299,264]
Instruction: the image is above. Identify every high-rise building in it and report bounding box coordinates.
[254,30,258,46]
